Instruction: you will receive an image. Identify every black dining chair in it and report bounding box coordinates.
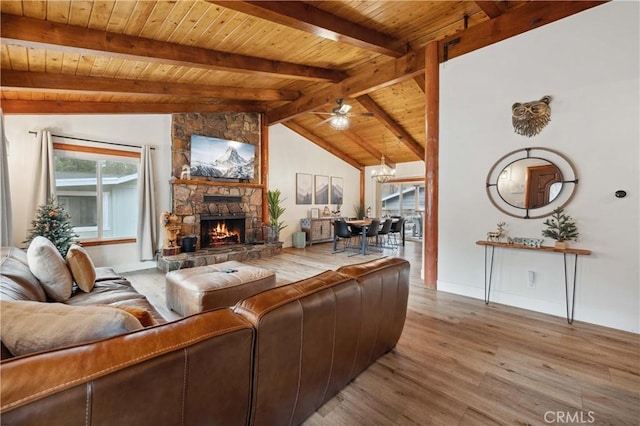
[364,219,381,252]
[348,223,363,236]
[332,219,354,253]
[377,218,394,250]
[389,217,405,247]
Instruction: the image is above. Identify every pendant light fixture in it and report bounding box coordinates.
[371,138,396,183]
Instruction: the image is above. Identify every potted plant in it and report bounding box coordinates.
[354,204,365,220]
[266,189,287,242]
[542,207,579,249]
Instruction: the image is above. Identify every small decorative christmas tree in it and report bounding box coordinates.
[542,207,579,246]
[24,200,79,257]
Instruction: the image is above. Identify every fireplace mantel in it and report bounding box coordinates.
[173,178,264,189]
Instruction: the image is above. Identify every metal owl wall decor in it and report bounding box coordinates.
[511,96,552,137]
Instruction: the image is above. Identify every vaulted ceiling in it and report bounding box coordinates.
[0,1,605,169]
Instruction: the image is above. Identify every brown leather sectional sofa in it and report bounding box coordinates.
[1,250,410,426]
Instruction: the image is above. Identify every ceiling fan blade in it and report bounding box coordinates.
[315,116,334,126]
[312,112,335,115]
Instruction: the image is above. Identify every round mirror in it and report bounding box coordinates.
[496,158,563,209]
[486,147,577,219]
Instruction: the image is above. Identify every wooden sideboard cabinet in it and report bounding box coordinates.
[301,218,333,245]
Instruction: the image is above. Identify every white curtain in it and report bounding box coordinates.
[0,108,12,246]
[30,130,55,222]
[137,145,157,261]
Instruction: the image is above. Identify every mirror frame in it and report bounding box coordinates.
[486,147,578,219]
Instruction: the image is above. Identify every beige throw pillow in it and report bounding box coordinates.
[26,236,73,302]
[66,244,96,292]
[0,300,143,356]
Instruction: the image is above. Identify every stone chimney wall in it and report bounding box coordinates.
[171,113,262,249]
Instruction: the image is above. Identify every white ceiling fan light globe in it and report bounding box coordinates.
[329,115,351,130]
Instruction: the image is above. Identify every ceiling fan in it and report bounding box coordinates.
[313,99,374,130]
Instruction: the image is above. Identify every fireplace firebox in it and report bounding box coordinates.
[200,214,246,248]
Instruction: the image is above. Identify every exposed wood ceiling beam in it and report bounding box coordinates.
[267,1,606,127]
[283,121,364,170]
[413,76,425,93]
[439,1,607,62]
[475,1,506,19]
[1,70,300,102]
[312,114,395,168]
[355,95,424,160]
[0,100,265,114]
[341,132,395,169]
[266,49,426,125]
[209,1,407,58]
[0,14,344,83]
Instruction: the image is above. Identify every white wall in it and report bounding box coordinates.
[3,114,172,272]
[439,1,639,332]
[268,124,361,247]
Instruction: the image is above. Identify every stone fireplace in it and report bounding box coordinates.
[172,184,262,250]
[157,112,283,273]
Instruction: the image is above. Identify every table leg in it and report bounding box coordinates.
[361,225,368,255]
[484,245,495,304]
[563,253,578,324]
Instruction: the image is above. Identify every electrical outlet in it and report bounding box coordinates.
[527,270,536,288]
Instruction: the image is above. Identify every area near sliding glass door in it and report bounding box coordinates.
[381,181,425,241]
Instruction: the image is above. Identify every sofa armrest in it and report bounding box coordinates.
[1,308,254,426]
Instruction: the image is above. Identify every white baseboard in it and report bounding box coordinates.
[436,280,639,333]
[437,280,573,321]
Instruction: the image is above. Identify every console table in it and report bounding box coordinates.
[476,240,592,324]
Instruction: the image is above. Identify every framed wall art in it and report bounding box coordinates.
[315,175,329,205]
[330,177,343,205]
[296,173,313,204]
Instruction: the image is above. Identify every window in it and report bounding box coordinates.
[54,145,139,242]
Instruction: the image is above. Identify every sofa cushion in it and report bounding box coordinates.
[66,274,167,325]
[66,244,96,292]
[0,300,143,357]
[0,247,47,302]
[26,236,73,302]
[109,304,157,327]
[67,277,149,305]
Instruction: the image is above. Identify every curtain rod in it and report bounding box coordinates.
[28,131,155,150]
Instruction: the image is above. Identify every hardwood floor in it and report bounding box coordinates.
[123,242,640,425]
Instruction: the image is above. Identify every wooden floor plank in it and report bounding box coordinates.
[123,241,639,425]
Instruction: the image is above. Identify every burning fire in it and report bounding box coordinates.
[209,222,239,244]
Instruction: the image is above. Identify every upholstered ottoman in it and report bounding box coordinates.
[165,261,276,316]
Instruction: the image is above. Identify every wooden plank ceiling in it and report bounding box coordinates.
[0,1,605,169]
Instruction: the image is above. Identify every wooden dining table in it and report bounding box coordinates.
[345,219,373,256]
